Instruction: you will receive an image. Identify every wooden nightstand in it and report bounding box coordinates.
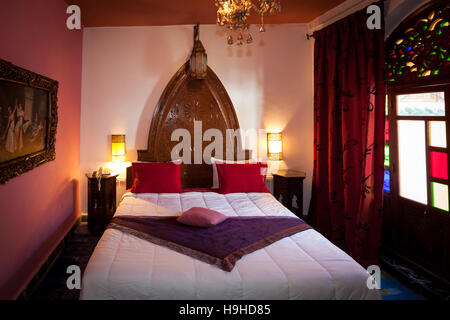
[87,174,118,235]
[273,170,306,218]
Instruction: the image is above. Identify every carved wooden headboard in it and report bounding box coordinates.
[126,59,250,189]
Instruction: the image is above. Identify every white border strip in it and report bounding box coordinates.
[308,0,375,33]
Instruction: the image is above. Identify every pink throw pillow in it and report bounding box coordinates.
[177,207,228,227]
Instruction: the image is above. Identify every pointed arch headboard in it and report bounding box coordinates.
[126,61,250,189]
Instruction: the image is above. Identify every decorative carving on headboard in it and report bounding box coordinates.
[131,25,250,189]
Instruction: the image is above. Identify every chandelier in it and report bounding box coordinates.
[215,0,282,45]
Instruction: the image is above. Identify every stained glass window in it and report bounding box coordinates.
[429,121,447,148]
[384,95,390,193]
[385,119,389,141]
[384,145,390,167]
[387,4,450,83]
[431,182,449,211]
[397,92,445,116]
[384,170,390,193]
[430,151,448,180]
[387,5,450,217]
[398,120,428,204]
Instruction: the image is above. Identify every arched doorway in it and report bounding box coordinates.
[383,0,450,282]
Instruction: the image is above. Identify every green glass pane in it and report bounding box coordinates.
[384,145,390,167]
[431,182,449,212]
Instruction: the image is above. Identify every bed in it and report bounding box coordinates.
[80,35,380,300]
[81,191,379,300]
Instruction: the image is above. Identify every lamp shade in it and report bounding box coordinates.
[112,134,126,162]
[267,132,282,160]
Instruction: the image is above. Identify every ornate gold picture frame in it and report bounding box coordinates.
[0,59,58,184]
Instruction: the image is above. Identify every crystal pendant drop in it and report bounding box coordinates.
[237,33,244,46]
[246,33,253,44]
[227,35,233,45]
[259,25,266,33]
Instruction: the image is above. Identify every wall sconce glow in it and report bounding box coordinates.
[111,134,126,162]
[267,132,282,160]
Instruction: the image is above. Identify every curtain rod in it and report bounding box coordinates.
[306,33,315,40]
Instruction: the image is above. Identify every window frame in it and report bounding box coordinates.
[387,83,450,216]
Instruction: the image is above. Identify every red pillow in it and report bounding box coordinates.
[216,163,267,194]
[258,161,268,183]
[131,161,182,193]
[211,158,268,188]
[177,207,228,227]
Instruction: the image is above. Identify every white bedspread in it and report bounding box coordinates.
[80,192,380,300]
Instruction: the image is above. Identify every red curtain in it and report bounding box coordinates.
[309,4,386,267]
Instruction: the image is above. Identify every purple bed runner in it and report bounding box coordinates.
[108,215,311,272]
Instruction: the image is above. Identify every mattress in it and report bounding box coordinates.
[80,191,380,300]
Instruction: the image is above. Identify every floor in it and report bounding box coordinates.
[380,252,450,300]
[29,221,436,300]
[379,271,423,300]
[30,221,100,300]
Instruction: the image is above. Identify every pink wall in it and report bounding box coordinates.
[80,24,314,214]
[0,0,82,299]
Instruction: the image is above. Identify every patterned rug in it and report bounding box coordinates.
[379,271,423,300]
[380,252,450,300]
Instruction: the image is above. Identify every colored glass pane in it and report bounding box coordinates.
[431,182,449,211]
[397,92,445,116]
[386,4,450,82]
[398,120,427,204]
[385,95,389,115]
[384,145,390,167]
[384,170,390,193]
[385,119,389,142]
[430,151,448,180]
[429,121,447,148]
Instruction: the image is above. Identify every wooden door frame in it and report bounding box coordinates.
[383,0,450,283]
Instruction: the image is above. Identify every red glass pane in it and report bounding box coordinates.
[430,151,448,180]
[385,119,389,142]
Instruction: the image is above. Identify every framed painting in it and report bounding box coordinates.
[0,59,58,184]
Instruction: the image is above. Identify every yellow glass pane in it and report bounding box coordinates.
[431,182,449,212]
[385,95,389,115]
[398,120,427,204]
[429,121,447,148]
